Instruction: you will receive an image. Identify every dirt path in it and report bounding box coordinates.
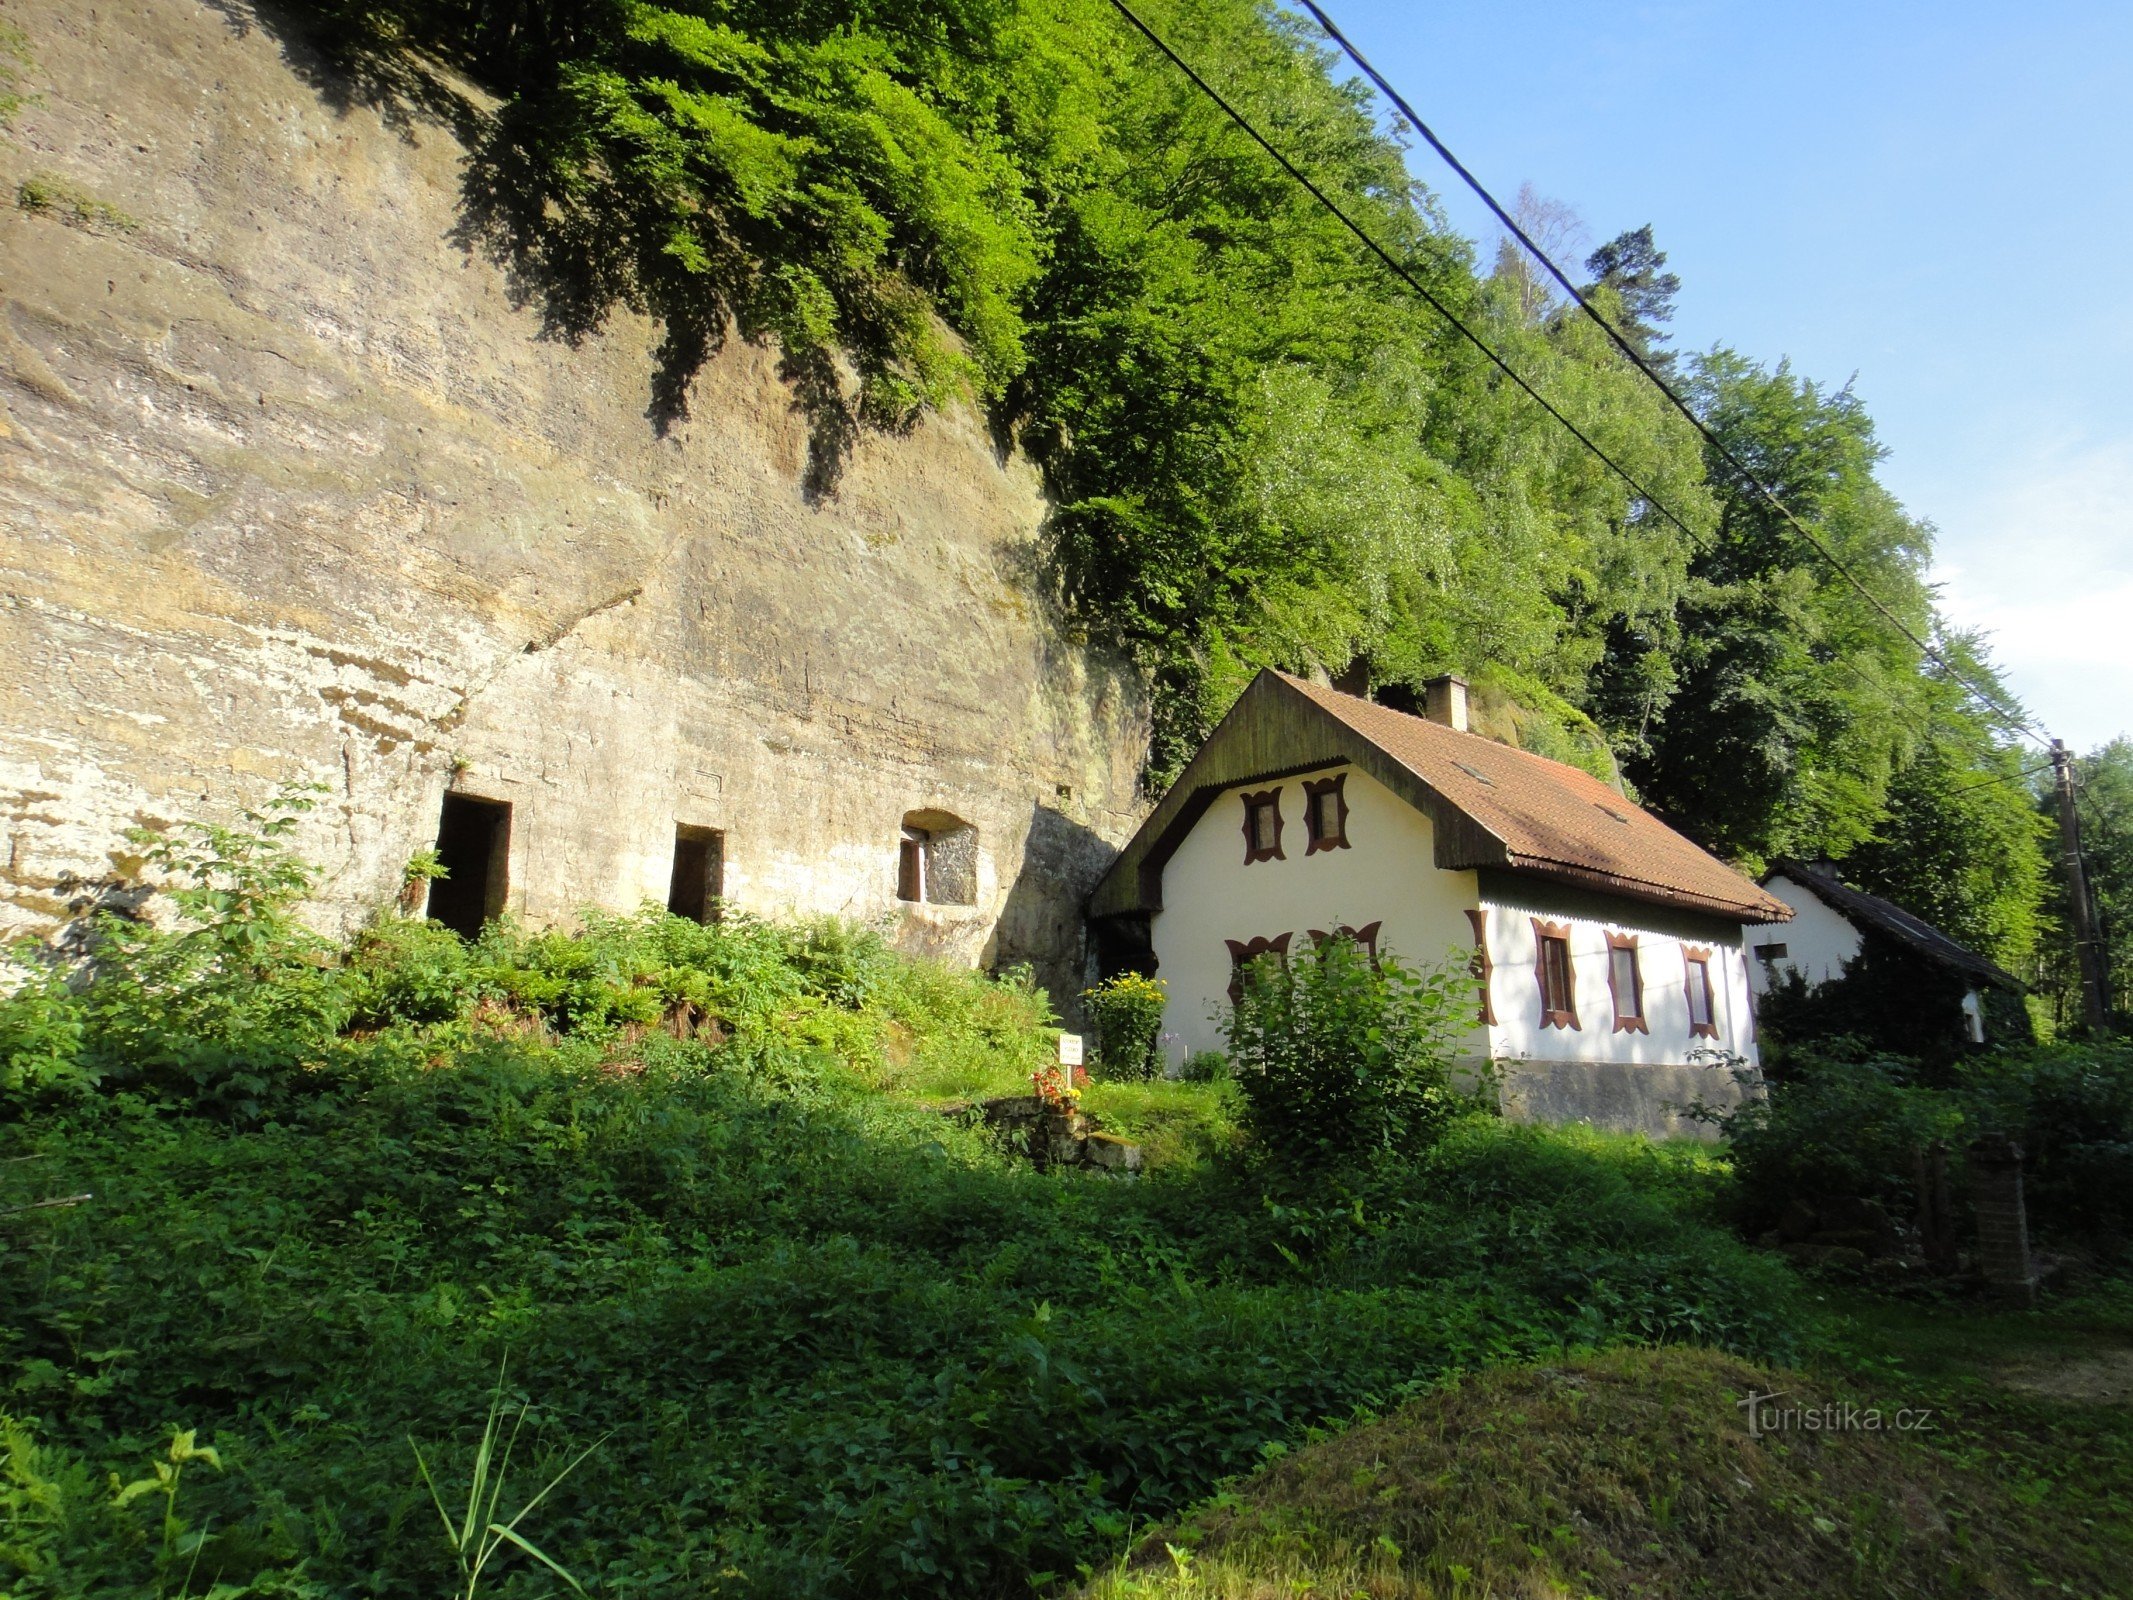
[1996,1344,2133,1404]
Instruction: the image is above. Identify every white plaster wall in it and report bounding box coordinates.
[1480,898,1758,1069]
[1147,765,1482,1059]
[1745,874,1861,993]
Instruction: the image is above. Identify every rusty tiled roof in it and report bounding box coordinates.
[1278,674,1790,921]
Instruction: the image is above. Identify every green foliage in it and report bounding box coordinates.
[1179,1048,1229,1083]
[0,960,92,1110]
[1584,224,1680,371]
[0,807,1802,1598]
[0,23,34,133]
[1963,1040,2133,1241]
[0,1062,1798,1597]
[67,791,349,1118]
[1841,646,2050,972]
[2033,737,2133,1028]
[1688,1048,1963,1232]
[410,1361,602,1599]
[15,175,139,232]
[1697,1039,2133,1247]
[1,1416,319,1597]
[1082,971,1166,1081]
[1225,934,1486,1165]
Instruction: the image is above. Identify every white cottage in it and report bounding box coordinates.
[1746,859,2026,1048]
[1087,670,1793,1137]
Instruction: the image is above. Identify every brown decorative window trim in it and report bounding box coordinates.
[1465,908,1495,1025]
[1307,920,1382,962]
[1240,788,1285,865]
[1225,932,1293,1005]
[1606,931,1647,1034]
[1532,918,1579,1030]
[1683,946,1719,1038]
[1302,773,1351,854]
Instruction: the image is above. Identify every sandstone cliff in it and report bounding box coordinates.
[0,0,1148,1007]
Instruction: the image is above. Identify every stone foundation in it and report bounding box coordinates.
[1491,1056,1754,1142]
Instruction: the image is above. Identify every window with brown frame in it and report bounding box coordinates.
[1606,932,1647,1033]
[1240,788,1285,864]
[1225,932,1293,1005]
[1532,918,1578,1029]
[1307,920,1381,960]
[1465,908,1495,1025]
[1684,947,1719,1038]
[1302,773,1351,854]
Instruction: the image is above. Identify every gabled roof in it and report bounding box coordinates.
[1765,858,2023,992]
[1090,670,1791,923]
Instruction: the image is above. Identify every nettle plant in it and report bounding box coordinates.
[1225,933,1488,1165]
[82,786,350,1115]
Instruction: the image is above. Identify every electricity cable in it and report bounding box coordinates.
[1943,760,2055,797]
[1293,0,2051,752]
[1100,0,1704,555]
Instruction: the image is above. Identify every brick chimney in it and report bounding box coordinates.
[1423,674,1469,733]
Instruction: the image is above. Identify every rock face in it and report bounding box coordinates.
[0,0,1147,1008]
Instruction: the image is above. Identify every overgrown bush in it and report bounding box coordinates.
[1686,1047,1963,1235]
[1963,1040,2133,1242]
[1225,934,1486,1165]
[1082,972,1166,1081]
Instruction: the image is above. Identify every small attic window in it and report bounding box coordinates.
[1302,773,1350,854]
[1241,788,1285,865]
[1450,760,1495,787]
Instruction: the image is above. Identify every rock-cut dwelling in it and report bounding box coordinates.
[1088,670,1795,1137]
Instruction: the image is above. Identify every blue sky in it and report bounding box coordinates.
[1300,0,2133,752]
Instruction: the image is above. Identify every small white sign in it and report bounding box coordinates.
[1057,1033,1084,1067]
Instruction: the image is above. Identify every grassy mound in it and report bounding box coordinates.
[1089,1345,2105,1599]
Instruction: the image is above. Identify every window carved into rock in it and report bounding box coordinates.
[1684,947,1718,1038]
[1225,932,1292,1005]
[429,793,511,940]
[667,825,724,925]
[1532,918,1579,1030]
[1606,932,1647,1034]
[1466,908,1495,1025]
[1240,788,1285,864]
[897,809,978,906]
[1302,773,1350,855]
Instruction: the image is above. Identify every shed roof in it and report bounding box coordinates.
[1089,670,1790,924]
[1765,859,2023,992]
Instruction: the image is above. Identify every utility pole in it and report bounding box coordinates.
[2052,739,2110,1032]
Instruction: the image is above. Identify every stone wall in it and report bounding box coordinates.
[0,0,1148,1009]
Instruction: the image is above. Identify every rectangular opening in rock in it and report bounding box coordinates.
[667,825,724,924]
[428,793,511,938]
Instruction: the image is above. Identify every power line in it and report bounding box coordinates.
[1294,0,2052,754]
[1102,0,2048,826]
[1099,0,1706,555]
[1944,759,2055,797]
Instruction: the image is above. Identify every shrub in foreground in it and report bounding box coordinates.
[1226,934,1487,1165]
